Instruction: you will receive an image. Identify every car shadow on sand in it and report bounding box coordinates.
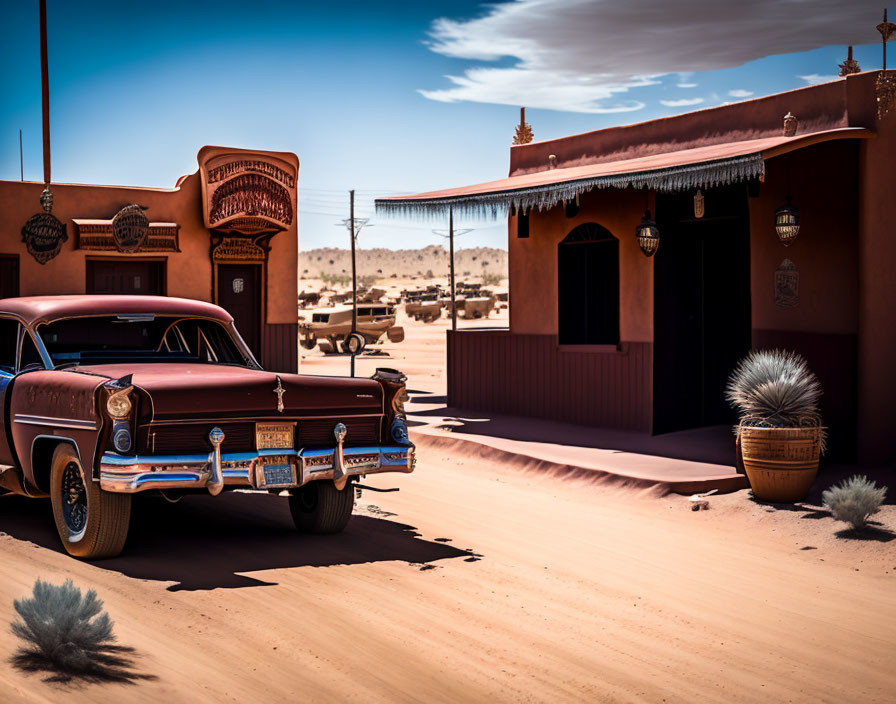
[0,493,477,591]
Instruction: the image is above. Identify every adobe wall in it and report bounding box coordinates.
[0,177,210,302]
[0,171,298,328]
[509,186,652,342]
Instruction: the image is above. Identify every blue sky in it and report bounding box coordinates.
[0,0,887,249]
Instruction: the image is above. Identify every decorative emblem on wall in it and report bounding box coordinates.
[21,187,67,264]
[198,148,299,235]
[693,189,705,218]
[774,258,799,308]
[111,204,150,253]
[212,236,266,262]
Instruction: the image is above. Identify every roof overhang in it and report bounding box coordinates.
[375,128,873,220]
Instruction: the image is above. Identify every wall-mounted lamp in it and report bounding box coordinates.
[636,210,660,257]
[775,197,800,246]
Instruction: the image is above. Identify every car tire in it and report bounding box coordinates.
[288,481,354,534]
[49,444,131,559]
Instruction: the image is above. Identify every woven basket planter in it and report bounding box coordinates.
[739,425,823,502]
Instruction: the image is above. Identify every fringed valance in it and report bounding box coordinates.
[376,153,765,220]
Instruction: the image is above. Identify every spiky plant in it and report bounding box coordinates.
[11,579,116,673]
[823,475,887,530]
[726,350,824,444]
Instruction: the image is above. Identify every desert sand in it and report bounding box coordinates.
[0,301,894,703]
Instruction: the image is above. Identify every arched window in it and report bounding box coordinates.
[558,223,619,345]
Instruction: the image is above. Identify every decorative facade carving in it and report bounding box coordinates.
[22,212,67,264]
[74,220,180,252]
[111,204,150,253]
[208,160,296,188]
[199,148,299,235]
[212,236,266,262]
[774,258,799,308]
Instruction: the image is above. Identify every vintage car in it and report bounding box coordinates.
[298,303,405,353]
[0,295,414,559]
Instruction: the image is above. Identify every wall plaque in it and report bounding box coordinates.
[22,212,67,264]
[112,204,150,253]
[774,258,799,308]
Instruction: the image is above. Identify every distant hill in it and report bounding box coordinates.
[299,245,508,280]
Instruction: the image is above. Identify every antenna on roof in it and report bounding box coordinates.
[513,107,533,145]
[876,9,896,118]
[839,46,861,76]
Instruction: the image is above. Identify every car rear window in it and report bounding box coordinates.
[38,316,251,368]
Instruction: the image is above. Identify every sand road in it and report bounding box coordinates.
[0,429,893,703]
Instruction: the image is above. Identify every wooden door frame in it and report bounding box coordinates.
[85,256,168,295]
[0,254,20,298]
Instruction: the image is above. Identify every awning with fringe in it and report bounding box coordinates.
[375,128,873,220]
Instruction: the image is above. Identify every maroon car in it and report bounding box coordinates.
[0,295,414,559]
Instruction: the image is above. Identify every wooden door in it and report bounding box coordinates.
[87,260,165,295]
[217,264,261,359]
[653,185,752,433]
[0,256,19,299]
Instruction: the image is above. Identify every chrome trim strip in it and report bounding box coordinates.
[147,414,383,425]
[14,414,98,430]
[99,444,415,493]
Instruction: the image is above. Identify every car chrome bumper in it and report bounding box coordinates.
[99,444,415,493]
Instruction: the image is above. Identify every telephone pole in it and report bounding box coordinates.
[336,192,370,376]
[433,212,473,331]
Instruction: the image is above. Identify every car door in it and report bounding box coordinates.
[0,317,18,465]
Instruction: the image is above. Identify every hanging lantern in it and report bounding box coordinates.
[775,197,800,246]
[636,210,659,257]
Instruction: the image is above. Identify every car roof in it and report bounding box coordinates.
[0,295,233,327]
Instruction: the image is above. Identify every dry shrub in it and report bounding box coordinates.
[822,475,887,530]
[9,579,151,683]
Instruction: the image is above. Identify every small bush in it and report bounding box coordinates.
[823,475,887,530]
[11,579,116,672]
[481,272,503,286]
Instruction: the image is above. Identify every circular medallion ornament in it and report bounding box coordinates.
[112,204,149,253]
[21,212,67,265]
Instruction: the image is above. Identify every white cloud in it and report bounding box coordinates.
[798,73,840,85]
[421,0,879,113]
[677,82,699,88]
[728,89,754,98]
[659,97,705,107]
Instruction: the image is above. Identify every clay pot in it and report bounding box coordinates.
[739,426,823,502]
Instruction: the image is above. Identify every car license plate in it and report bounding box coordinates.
[262,455,294,487]
[256,423,294,450]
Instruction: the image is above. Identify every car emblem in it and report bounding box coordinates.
[273,376,285,413]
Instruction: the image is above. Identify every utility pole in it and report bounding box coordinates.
[336,194,371,377]
[40,0,51,186]
[350,189,357,339]
[433,213,473,331]
[19,130,23,181]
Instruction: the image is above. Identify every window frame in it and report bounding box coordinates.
[557,223,621,349]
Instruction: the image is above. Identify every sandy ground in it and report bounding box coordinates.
[0,297,894,702]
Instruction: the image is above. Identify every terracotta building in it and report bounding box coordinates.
[378,71,896,464]
[0,146,299,373]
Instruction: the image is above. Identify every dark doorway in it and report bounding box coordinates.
[0,256,19,299]
[653,185,752,434]
[217,264,261,359]
[87,260,165,295]
[558,224,619,345]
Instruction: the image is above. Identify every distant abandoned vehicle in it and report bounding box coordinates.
[404,290,443,323]
[0,295,415,559]
[299,303,405,352]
